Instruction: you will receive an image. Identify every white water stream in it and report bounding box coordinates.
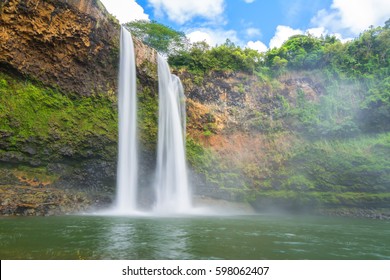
[154,55,192,213]
[113,28,191,215]
[115,26,138,214]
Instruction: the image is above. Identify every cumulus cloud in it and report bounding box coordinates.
[246,28,261,37]
[333,33,354,43]
[186,31,213,45]
[100,0,149,23]
[269,25,303,49]
[246,40,268,53]
[186,28,240,46]
[187,28,269,53]
[312,0,390,36]
[306,27,327,37]
[147,0,225,24]
[268,24,355,49]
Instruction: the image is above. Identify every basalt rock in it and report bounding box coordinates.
[0,0,160,214]
[0,0,120,95]
[0,0,157,96]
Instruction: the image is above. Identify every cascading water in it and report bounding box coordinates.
[115,26,138,214]
[154,55,192,214]
[112,27,191,215]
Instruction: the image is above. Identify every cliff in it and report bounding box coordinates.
[0,0,159,215]
[1,0,117,95]
[181,68,390,219]
[0,0,389,218]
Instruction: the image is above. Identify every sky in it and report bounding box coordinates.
[100,0,390,52]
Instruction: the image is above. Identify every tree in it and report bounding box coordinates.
[124,20,189,56]
[169,39,263,74]
[360,76,390,132]
[384,18,390,29]
[169,41,213,73]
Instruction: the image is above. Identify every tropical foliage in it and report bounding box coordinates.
[124,20,188,56]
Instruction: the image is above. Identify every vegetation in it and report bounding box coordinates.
[137,85,158,150]
[0,72,118,162]
[124,20,188,57]
[186,138,249,199]
[255,133,390,209]
[169,40,263,74]
[165,19,390,212]
[125,18,389,140]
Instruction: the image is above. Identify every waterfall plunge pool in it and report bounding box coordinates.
[0,214,389,260]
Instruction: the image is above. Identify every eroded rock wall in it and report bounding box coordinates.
[0,0,119,95]
[0,0,160,215]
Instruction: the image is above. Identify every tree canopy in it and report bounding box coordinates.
[169,39,263,74]
[124,20,188,57]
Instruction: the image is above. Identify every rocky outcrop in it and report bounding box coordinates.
[0,0,158,96]
[0,0,160,215]
[0,0,121,95]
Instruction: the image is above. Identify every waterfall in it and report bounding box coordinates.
[115,26,138,213]
[154,55,192,213]
[112,27,191,215]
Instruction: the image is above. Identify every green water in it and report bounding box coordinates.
[0,214,389,260]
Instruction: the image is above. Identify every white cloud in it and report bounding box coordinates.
[186,31,213,45]
[312,0,390,36]
[306,27,327,37]
[243,0,256,3]
[186,28,240,46]
[100,0,149,23]
[246,40,268,53]
[148,0,225,24]
[268,25,355,49]
[187,28,268,53]
[246,27,261,37]
[269,25,303,49]
[333,33,354,43]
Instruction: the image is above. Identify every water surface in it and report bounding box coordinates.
[0,214,389,260]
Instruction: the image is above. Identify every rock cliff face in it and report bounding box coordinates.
[180,69,327,202]
[0,0,160,215]
[0,0,157,96]
[0,0,119,95]
[2,1,387,217]
[0,0,328,213]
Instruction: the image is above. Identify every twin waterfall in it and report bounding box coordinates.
[155,56,191,213]
[116,27,138,213]
[114,26,191,215]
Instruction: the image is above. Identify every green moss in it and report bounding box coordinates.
[186,138,214,173]
[13,165,59,184]
[193,74,204,86]
[256,190,390,209]
[254,133,390,208]
[137,86,158,150]
[0,72,118,162]
[186,138,249,198]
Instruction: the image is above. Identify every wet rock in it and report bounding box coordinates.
[0,0,119,96]
[59,146,74,156]
[23,146,37,155]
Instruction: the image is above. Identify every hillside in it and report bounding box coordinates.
[170,27,390,218]
[0,0,389,218]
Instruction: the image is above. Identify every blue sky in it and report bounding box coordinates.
[100,0,390,52]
